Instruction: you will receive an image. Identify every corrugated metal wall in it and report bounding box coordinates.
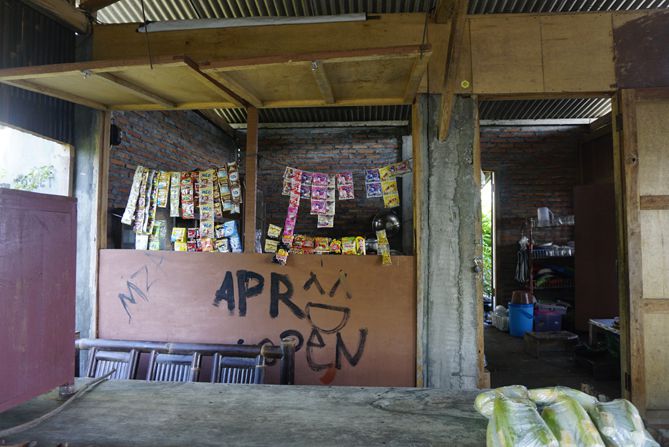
[0,0,75,144]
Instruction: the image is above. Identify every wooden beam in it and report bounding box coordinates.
[198,109,236,138]
[310,61,335,104]
[3,79,107,110]
[181,57,248,108]
[79,0,121,12]
[92,72,176,108]
[206,71,263,108]
[403,52,431,103]
[434,0,458,24]
[243,107,258,254]
[438,0,469,141]
[21,0,89,33]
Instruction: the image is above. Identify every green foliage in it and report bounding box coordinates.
[482,210,493,297]
[13,165,55,192]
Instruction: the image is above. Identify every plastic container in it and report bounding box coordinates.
[534,309,563,332]
[509,303,534,337]
[492,313,509,332]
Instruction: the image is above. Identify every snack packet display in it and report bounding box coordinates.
[133,169,149,233]
[174,241,187,252]
[212,172,223,219]
[135,234,149,250]
[383,192,400,208]
[200,237,214,252]
[143,170,158,234]
[222,220,239,237]
[329,239,342,254]
[199,170,216,238]
[315,237,330,254]
[267,224,282,239]
[317,214,334,228]
[121,166,145,225]
[169,171,181,217]
[273,241,290,265]
[376,229,391,265]
[229,235,242,253]
[355,236,366,255]
[366,182,382,198]
[215,238,230,253]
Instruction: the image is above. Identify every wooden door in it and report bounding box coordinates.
[619,89,669,424]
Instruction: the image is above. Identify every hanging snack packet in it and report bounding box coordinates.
[365,168,381,184]
[187,228,199,240]
[215,238,230,253]
[381,178,398,195]
[222,220,239,237]
[156,171,170,208]
[199,170,216,238]
[315,237,330,254]
[142,170,158,234]
[376,229,391,266]
[366,182,382,198]
[312,172,329,187]
[200,237,214,252]
[264,238,278,253]
[180,172,195,219]
[317,214,334,229]
[355,236,366,255]
[191,171,200,211]
[336,172,354,188]
[229,235,242,253]
[135,234,149,250]
[121,166,145,226]
[174,241,188,252]
[383,193,400,208]
[338,184,355,200]
[311,185,328,201]
[329,239,342,254]
[171,227,186,243]
[392,160,412,176]
[311,199,327,215]
[273,241,290,265]
[378,165,393,181]
[267,224,282,239]
[169,171,181,217]
[212,172,223,219]
[214,224,225,239]
[133,169,149,233]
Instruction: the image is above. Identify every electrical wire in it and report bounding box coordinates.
[140,0,154,69]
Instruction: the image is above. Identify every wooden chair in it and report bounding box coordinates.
[211,354,266,384]
[146,351,201,382]
[85,347,139,380]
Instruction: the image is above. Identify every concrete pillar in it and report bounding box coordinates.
[401,135,414,255]
[73,106,108,372]
[415,94,480,389]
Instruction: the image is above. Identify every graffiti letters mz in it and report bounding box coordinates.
[212,270,367,384]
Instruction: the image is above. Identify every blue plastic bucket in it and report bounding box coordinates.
[509,303,534,337]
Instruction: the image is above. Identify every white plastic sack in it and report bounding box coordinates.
[541,396,605,447]
[487,395,559,447]
[529,386,598,412]
[475,385,532,418]
[588,399,659,447]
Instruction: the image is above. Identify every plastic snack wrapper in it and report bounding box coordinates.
[180,172,195,219]
[475,385,531,418]
[338,184,355,200]
[222,220,239,237]
[311,185,328,201]
[121,166,145,225]
[229,235,242,253]
[541,396,605,447]
[264,239,278,253]
[317,214,334,228]
[132,170,149,233]
[174,241,188,252]
[135,234,149,250]
[378,165,393,181]
[215,238,230,253]
[588,399,659,447]
[187,228,199,240]
[315,237,330,253]
[487,395,559,447]
[156,171,170,208]
[311,199,327,215]
[171,227,186,243]
[143,170,158,234]
[381,178,398,195]
[267,224,282,239]
[342,237,357,255]
[329,239,342,254]
[273,241,290,265]
[200,237,214,252]
[391,160,412,176]
[365,168,381,184]
[312,172,328,187]
[169,171,181,217]
[383,193,400,208]
[376,229,391,266]
[212,173,223,219]
[529,386,598,413]
[366,182,382,198]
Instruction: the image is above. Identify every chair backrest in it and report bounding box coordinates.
[211,354,266,384]
[85,347,139,380]
[146,351,201,382]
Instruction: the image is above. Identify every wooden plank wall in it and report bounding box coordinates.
[98,251,416,387]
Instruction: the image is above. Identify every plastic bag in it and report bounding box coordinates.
[588,399,659,447]
[529,386,598,412]
[475,385,532,418]
[487,395,559,447]
[541,396,605,447]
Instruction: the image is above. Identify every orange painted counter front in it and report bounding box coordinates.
[98,250,416,386]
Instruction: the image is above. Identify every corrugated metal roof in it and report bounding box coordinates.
[96,0,669,23]
[211,99,610,127]
[217,105,411,125]
[479,98,611,120]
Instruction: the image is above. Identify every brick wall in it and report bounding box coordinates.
[481,125,585,304]
[108,110,237,209]
[257,127,403,238]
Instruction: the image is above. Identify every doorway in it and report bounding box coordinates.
[479,97,622,398]
[481,170,495,323]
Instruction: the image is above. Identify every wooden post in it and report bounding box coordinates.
[279,337,296,385]
[243,106,259,253]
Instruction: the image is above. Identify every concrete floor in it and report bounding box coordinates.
[0,379,487,446]
[484,325,621,398]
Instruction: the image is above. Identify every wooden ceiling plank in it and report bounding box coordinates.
[205,45,431,71]
[93,72,176,108]
[206,71,263,108]
[402,52,432,103]
[310,61,335,104]
[438,0,469,141]
[3,79,108,110]
[434,0,458,24]
[79,0,122,12]
[181,57,247,108]
[22,0,89,34]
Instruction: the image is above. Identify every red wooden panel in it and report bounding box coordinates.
[0,188,76,412]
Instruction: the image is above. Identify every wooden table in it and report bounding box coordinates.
[589,318,620,347]
[0,379,487,446]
